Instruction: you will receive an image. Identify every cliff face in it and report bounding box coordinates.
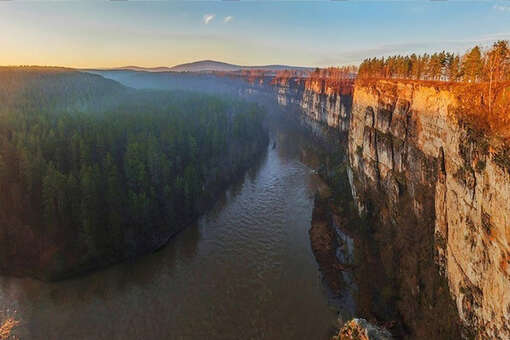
[272,76,353,132]
[348,79,510,339]
[235,72,510,337]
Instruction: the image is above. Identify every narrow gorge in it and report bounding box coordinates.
[3,3,509,340]
[156,70,510,338]
[273,75,510,339]
[59,69,510,339]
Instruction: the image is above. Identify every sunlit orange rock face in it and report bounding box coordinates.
[305,74,354,97]
[271,70,354,131]
[0,317,19,339]
[205,72,509,338]
[333,319,391,340]
[349,79,510,339]
[202,71,510,338]
[272,67,355,96]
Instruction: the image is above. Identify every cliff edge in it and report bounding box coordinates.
[349,79,510,339]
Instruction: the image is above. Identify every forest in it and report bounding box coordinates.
[358,40,510,83]
[0,67,268,278]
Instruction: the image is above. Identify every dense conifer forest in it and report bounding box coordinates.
[358,40,510,83]
[0,67,268,278]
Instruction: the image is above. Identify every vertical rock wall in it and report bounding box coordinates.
[273,77,353,133]
[169,72,510,338]
[348,80,510,339]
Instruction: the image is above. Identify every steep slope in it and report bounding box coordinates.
[273,75,353,132]
[348,79,510,339]
[269,75,510,338]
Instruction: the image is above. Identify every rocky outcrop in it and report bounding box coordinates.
[333,319,392,340]
[348,79,510,339]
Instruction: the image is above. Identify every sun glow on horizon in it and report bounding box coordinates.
[0,1,509,69]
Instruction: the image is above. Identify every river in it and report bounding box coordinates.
[0,116,343,339]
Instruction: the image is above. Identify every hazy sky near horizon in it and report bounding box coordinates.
[1,1,510,68]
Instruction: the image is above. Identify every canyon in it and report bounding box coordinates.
[136,70,510,339]
[11,68,507,339]
[274,75,510,339]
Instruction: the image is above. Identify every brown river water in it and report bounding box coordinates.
[0,120,348,339]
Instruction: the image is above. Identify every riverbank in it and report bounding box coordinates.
[309,180,400,339]
[309,186,345,296]
[0,115,339,340]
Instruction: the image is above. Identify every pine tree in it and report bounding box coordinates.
[486,41,510,113]
[462,46,484,82]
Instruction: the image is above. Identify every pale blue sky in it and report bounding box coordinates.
[1,1,509,68]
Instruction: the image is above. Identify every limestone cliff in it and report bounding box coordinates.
[227,72,509,338]
[348,79,510,339]
[272,76,353,132]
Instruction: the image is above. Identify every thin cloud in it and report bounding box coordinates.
[494,4,510,12]
[203,14,215,25]
[224,16,233,23]
[314,31,510,67]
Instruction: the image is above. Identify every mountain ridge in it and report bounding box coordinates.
[92,60,312,73]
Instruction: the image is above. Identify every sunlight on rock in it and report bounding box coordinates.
[0,317,19,340]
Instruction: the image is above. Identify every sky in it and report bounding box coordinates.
[1,1,510,68]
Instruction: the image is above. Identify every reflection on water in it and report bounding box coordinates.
[0,118,339,340]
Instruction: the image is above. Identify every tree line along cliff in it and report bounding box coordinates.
[358,40,510,84]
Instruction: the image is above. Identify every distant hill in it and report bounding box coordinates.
[0,66,128,111]
[98,60,312,73]
[170,60,245,72]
